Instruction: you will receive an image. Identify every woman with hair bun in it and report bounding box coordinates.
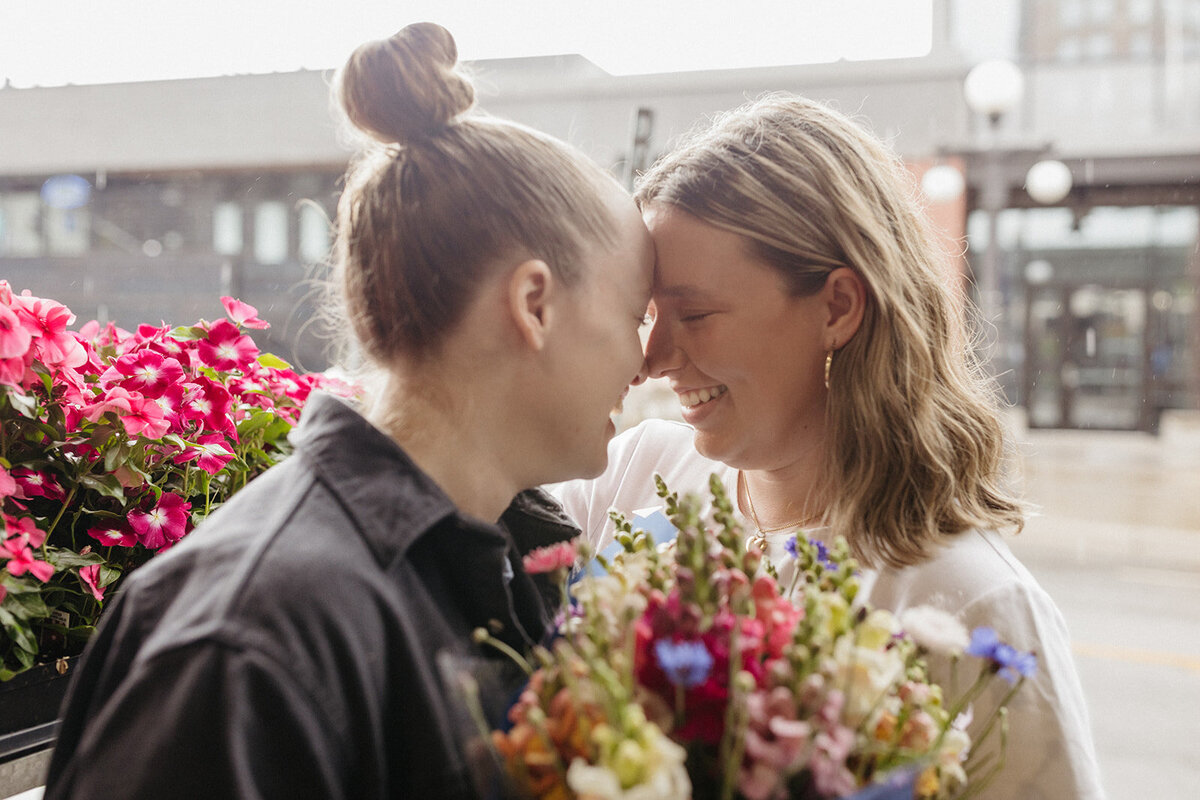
[556,95,1105,798]
[45,22,652,800]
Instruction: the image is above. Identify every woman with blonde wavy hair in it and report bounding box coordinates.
[555,94,1105,798]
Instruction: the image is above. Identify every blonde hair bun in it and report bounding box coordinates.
[338,22,476,144]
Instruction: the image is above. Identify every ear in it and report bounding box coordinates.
[507,259,555,351]
[821,267,866,349]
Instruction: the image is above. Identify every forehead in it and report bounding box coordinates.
[643,205,765,295]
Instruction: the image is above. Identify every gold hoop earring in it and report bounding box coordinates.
[824,349,834,391]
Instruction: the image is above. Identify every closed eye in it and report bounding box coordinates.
[681,312,713,323]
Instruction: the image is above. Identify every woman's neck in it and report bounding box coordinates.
[369,371,518,523]
[738,442,830,532]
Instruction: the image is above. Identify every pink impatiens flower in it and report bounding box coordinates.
[197,319,259,371]
[84,386,171,440]
[0,468,17,499]
[11,292,87,370]
[181,377,235,436]
[79,564,105,602]
[220,296,270,329]
[0,302,33,359]
[522,539,581,574]
[10,468,67,502]
[174,432,236,475]
[128,492,191,550]
[3,516,54,582]
[86,522,138,548]
[100,349,185,399]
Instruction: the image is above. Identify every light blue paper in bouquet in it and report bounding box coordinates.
[573,508,675,580]
[845,768,920,800]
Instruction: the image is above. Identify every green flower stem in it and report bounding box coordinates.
[43,484,78,550]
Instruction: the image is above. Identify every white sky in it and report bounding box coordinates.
[0,0,932,88]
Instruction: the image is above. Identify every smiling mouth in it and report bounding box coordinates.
[678,385,728,409]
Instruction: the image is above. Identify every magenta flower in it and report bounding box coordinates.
[174,433,236,474]
[10,468,67,502]
[11,293,87,369]
[197,319,259,371]
[522,540,580,574]
[93,386,171,440]
[86,523,138,548]
[5,514,48,549]
[181,377,235,435]
[128,492,191,550]
[0,302,33,359]
[79,564,105,602]
[3,519,54,581]
[221,296,270,329]
[151,383,187,431]
[100,349,185,399]
[0,468,17,499]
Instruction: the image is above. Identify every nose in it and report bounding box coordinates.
[643,316,683,380]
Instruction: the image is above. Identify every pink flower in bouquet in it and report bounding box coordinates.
[11,292,87,370]
[522,540,580,574]
[128,492,191,550]
[197,319,259,371]
[182,377,236,435]
[174,433,237,475]
[101,349,186,399]
[79,564,105,602]
[220,296,270,329]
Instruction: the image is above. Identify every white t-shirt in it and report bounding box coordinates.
[550,419,1106,800]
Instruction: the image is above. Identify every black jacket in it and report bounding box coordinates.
[44,392,577,799]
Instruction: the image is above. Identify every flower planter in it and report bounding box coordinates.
[0,657,72,762]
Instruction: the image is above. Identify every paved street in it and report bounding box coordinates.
[1007,413,1200,799]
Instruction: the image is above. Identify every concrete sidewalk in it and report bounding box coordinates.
[1005,410,1200,572]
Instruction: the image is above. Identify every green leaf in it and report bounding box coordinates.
[256,352,292,370]
[169,325,208,341]
[0,607,39,655]
[7,391,39,419]
[46,549,105,571]
[104,441,131,473]
[236,410,276,437]
[79,473,126,502]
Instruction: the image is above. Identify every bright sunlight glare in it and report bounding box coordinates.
[0,0,932,88]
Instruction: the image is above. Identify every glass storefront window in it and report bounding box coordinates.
[253,201,289,264]
[0,193,43,256]
[213,202,243,256]
[298,203,331,264]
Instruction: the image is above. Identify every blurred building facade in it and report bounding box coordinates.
[0,0,1197,429]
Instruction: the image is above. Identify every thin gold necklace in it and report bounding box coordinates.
[739,470,821,551]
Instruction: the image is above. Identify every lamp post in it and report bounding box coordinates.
[964,59,1025,380]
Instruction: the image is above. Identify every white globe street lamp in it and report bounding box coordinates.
[920,164,966,204]
[964,58,1025,387]
[1025,159,1074,205]
[964,59,1025,125]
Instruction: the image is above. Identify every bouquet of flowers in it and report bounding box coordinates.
[0,281,352,680]
[478,476,1036,800]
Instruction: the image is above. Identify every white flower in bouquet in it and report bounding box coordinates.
[900,606,971,657]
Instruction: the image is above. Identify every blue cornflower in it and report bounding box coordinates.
[654,639,714,688]
[966,627,1038,684]
[784,535,800,560]
[810,539,836,570]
